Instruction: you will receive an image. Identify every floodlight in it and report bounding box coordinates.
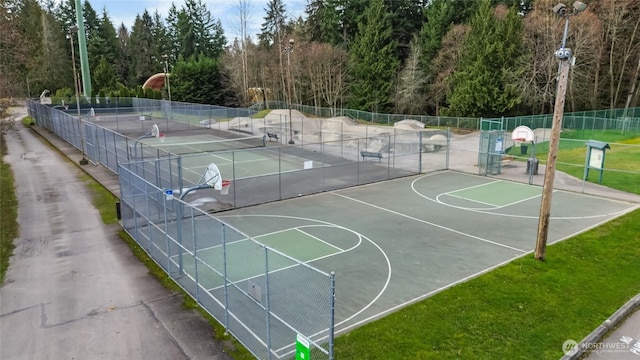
[553,3,566,16]
[573,1,587,13]
[289,38,294,45]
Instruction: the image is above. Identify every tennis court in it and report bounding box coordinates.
[189,170,635,335]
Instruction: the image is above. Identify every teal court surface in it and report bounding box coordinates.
[144,171,638,341]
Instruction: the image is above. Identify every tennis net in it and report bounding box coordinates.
[149,136,266,155]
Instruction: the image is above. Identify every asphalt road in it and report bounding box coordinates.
[0,107,231,360]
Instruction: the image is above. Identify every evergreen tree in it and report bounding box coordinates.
[420,0,476,65]
[165,3,181,62]
[259,0,287,47]
[386,0,425,60]
[151,10,169,65]
[339,0,368,47]
[128,11,156,85]
[174,0,226,60]
[347,0,399,112]
[304,0,341,45]
[17,0,70,95]
[54,0,76,31]
[93,55,117,94]
[116,23,131,86]
[447,0,523,116]
[171,56,238,106]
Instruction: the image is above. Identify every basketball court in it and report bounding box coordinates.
[137,170,637,348]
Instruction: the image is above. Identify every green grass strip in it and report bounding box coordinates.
[0,135,18,284]
[336,208,640,359]
[507,132,640,195]
[82,177,255,359]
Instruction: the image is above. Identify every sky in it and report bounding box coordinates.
[85,0,307,41]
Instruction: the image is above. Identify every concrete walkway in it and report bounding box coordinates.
[2,106,232,360]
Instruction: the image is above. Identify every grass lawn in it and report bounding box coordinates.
[336,209,640,359]
[506,130,640,195]
[0,134,18,285]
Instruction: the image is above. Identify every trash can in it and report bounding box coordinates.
[520,145,528,155]
[526,158,539,175]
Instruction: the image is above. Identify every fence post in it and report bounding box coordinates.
[418,131,423,173]
[192,207,199,303]
[265,247,272,360]
[222,223,230,329]
[329,271,336,360]
[446,128,451,170]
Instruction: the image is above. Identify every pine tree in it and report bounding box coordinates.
[304,0,341,45]
[347,0,399,112]
[115,23,131,87]
[259,0,287,47]
[129,11,156,85]
[447,0,523,116]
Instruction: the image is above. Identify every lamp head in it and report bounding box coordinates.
[573,1,587,13]
[288,38,294,46]
[69,24,78,33]
[553,3,566,16]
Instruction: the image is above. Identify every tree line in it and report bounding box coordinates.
[1,0,639,118]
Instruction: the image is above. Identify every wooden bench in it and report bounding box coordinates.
[360,151,383,162]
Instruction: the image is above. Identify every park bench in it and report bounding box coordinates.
[360,151,383,162]
[265,132,279,141]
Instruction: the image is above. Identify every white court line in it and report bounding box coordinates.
[334,249,535,335]
[443,192,498,207]
[333,201,640,336]
[412,174,630,220]
[172,236,251,255]
[435,190,544,211]
[218,214,392,326]
[295,228,345,252]
[447,179,502,194]
[331,192,526,253]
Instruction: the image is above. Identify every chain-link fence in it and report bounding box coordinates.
[484,107,640,135]
[27,100,428,212]
[118,165,336,359]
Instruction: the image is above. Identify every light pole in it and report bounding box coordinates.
[535,1,587,260]
[163,54,172,120]
[69,24,88,165]
[162,54,171,102]
[284,38,295,144]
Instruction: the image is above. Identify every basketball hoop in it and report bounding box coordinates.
[514,138,526,147]
[159,133,165,143]
[220,180,231,195]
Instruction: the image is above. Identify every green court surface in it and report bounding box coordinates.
[208,171,637,335]
[141,135,327,184]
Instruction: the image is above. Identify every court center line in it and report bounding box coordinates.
[331,192,526,253]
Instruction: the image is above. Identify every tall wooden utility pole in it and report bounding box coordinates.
[535,1,587,260]
[535,59,570,260]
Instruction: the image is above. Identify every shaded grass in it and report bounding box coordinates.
[336,208,640,359]
[0,134,18,285]
[83,180,254,360]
